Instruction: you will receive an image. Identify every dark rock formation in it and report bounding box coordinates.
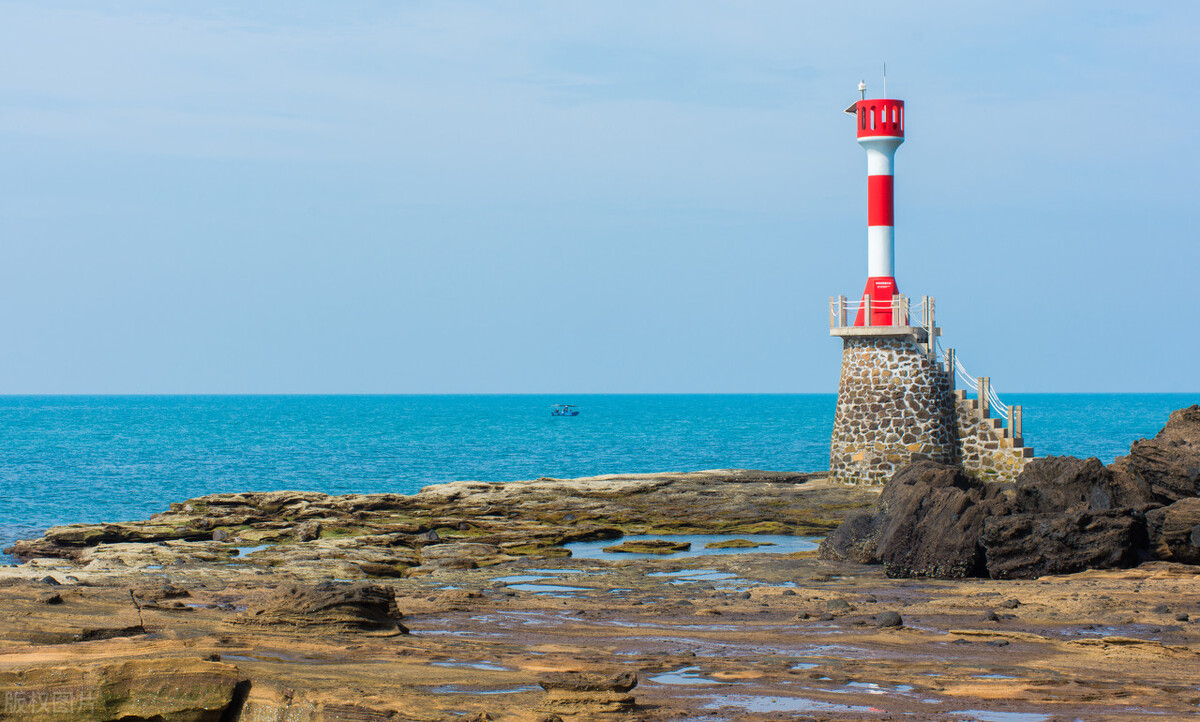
[817,512,883,564]
[819,461,1008,578]
[874,462,1009,578]
[981,509,1146,579]
[1146,498,1200,564]
[819,405,1200,579]
[236,582,407,635]
[876,610,903,628]
[1009,456,1155,513]
[1110,405,1200,504]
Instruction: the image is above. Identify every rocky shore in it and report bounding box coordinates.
[0,423,1198,720]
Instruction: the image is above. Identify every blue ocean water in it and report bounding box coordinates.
[0,394,1195,557]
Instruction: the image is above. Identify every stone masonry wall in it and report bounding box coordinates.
[830,334,1032,485]
[830,335,957,485]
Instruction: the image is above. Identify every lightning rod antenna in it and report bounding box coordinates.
[883,62,887,97]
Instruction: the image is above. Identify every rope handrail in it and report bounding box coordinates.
[828,295,931,328]
[935,338,1009,417]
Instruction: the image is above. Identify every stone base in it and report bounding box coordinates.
[830,332,1030,485]
[830,335,956,485]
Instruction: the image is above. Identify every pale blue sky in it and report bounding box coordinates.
[0,1,1196,393]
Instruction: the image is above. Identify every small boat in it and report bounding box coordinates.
[551,404,580,417]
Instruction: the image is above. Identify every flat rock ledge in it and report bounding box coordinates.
[4,469,865,582]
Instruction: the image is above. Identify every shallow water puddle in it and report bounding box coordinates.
[832,681,916,695]
[431,660,510,671]
[564,534,820,560]
[701,694,878,714]
[948,711,1050,722]
[492,575,552,584]
[430,685,539,695]
[504,583,590,594]
[647,666,722,685]
[647,569,739,583]
[231,545,271,557]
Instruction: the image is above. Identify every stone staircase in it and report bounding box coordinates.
[955,390,1035,455]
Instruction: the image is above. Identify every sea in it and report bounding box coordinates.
[0,393,1195,559]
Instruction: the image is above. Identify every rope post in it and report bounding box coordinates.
[979,376,990,419]
[838,295,847,327]
[864,297,872,327]
[898,295,909,327]
[1014,405,1023,440]
[828,296,836,329]
[945,348,955,390]
[1006,404,1015,440]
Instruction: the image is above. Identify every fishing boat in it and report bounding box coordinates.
[551,404,579,417]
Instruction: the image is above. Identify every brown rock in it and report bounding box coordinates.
[539,671,638,693]
[294,520,322,541]
[538,671,638,716]
[602,539,689,554]
[236,582,407,635]
[0,657,239,722]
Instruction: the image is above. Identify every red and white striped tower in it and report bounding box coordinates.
[847,88,905,326]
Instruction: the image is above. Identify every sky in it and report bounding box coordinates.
[0,1,1196,394]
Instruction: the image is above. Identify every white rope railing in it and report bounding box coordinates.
[829,295,933,328]
[935,337,1009,418]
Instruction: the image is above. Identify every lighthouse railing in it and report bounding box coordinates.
[828,295,933,330]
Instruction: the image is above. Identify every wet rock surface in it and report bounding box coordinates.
[0,461,1197,719]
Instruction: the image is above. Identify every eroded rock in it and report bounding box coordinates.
[235,582,407,635]
[0,657,240,722]
[1146,498,1200,564]
[603,539,690,554]
[819,461,1009,578]
[1109,405,1200,504]
[539,671,638,716]
[982,509,1146,579]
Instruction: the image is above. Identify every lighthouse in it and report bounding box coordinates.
[827,81,1033,485]
[846,84,904,326]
